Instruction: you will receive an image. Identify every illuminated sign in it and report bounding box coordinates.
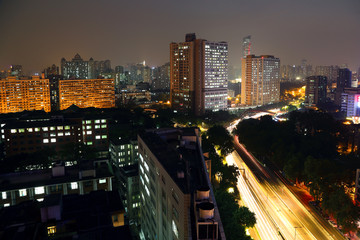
[357,95,360,108]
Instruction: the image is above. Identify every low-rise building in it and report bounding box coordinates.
[0,161,113,208]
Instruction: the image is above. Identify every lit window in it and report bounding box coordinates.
[101,125,106,128]
[86,120,91,124]
[11,129,17,133]
[19,129,25,133]
[95,125,100,129]
[87,142,93,145]
[96,135,101,139]
[43,139,49,143]
[101,119,106,123]
[51,139,56,143]
[42,127,48,131]
[87,131,92,135]
[47,226,56,236]
[58,132,63,136]
[65,132,70,136]
[99,178,106,184]
[172,220,179,238]
[57,126,63,130]
[35,128,40,132]
[50,133,56,137]
[4,203,10,207]
[86,126,92,129]
[34,187,45,195]
[70,182,78,189]
[64,126,70,130]
[2,192,6,199]
[27,128,33,132]
[37,198,44,202]
[19,189,27,197]
[102,135,107,139]
[95,120,100,124]
[50,127,55,131]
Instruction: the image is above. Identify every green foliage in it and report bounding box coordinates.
[234,110,360,233]
[234,206,257,228]
[202,135,255,239]
[207,125,234,156]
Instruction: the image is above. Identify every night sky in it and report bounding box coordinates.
[0,0,359,74]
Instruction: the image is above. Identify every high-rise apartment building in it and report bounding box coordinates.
[241,55,280,106]
[170,33,228,115]
[138,128,225,240]
[242,35,251,58]
[61,54,111,79]
[152,62,170,90]
[0,76,51,113]
[61,54,90,79]
[304,76,327,107]
[58,79,115,110]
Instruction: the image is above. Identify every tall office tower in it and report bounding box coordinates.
[241,55,280,106]
[138,128,225,240]
[337,68,352,88]
[334,68,352,106]
[304,76,327,107]
[0,76,51,113]
[58,79,115,110]
[61,54,90,79]
[170,33,228,115]
[242,35,251,58]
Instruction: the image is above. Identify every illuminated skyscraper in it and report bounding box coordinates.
[59,78,115,110]
[170,33,228,115]
[241,55,280,106]
[242,35,251,58]
[0,76,51,113]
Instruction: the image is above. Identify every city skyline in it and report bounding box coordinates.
[0,0,359,73]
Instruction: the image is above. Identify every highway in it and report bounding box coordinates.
[227,137,346,240]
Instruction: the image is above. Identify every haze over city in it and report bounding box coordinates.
[0,0,359,73]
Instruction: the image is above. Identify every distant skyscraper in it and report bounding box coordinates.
[241,55,280,106]
[10,65,23,77]
[61,54,90,79]
[0,76,51,113]
[304,76,327,107]
[152,62,170,90]
[242,35,251,58]
[61,54,111,79]
[170,33,228,115]
[337,68,352,88]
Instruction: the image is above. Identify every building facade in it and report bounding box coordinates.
[304,76,327,107]
[170,33,228,115]
[59,78,115,110]
[242,35,251,58]
[1,116,109,157]
[0,163,113,208]
[241,55,280,106]
[61,54,112,79]
[138,128,224,240]
[0,76,51,113]
[341,88,360,118]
